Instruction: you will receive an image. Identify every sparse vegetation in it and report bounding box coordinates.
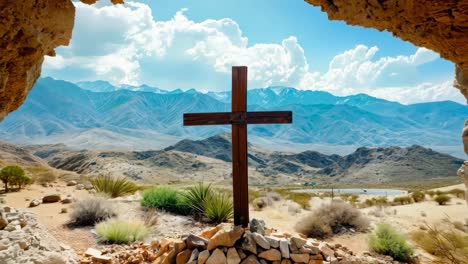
[434,194,451,205]
[393,196,412,205]
[96,219,150,244]
[411,224,468,264]
[183,182,213,216]
[411,191,425,203]
[0,165,30,192]
[141,187,190,215]
[448,189,465,199]
[275,189,313,209]
[26,166,56,184]
[203,191,233,224]
[295,200,369,238]
[369,223,414,262]
[88,174,140,198]
[69,196,117,226]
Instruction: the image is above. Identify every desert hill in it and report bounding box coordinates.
[15,134,462,186]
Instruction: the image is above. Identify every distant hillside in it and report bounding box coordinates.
[21,134,463,186]
[0,78,466,151]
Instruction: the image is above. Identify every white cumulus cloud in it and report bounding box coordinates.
[42,1,462,104]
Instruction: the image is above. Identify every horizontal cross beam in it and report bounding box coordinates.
[183,111,292,126]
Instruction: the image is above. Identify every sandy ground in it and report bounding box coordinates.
[0,183,95,254]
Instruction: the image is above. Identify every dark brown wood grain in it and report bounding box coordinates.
[182,66,292,227]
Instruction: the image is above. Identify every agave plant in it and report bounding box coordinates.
[204,191,233,224]
[183,182,214,216]
[88,174,139,198]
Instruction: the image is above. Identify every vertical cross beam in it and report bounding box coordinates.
[231,66,249,227]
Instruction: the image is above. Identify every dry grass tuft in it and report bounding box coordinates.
[295,200,369,238]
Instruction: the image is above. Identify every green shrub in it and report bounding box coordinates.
[295,200,369,238]
[69,197,117,226]
[393,196,412,205]
[141,187,190,215]
[434,194,451,205]
[448,189,466,199]
[96,219,150,244]
[411,191,425,203]
[369,223,414,262]
[88,174,139,198]
[0,165,26,192]
[204,192,233,224]
[411,225,468,264]
[183,183,213,216]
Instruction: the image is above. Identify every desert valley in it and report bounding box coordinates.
[1,0,468,264]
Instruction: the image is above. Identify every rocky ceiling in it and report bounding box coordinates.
[1,0,468,126]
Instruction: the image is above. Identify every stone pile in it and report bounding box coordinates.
[0,205,78,264]
[81,219,397,264]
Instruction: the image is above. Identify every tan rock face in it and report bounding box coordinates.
[305,0,468,155]
[0,0,121,121]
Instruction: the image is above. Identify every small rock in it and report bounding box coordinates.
[252,232,270,249]
[290,253,309,263]
[91,255,112,264]
[67,181,77,186]
[250,218,266,235]
[279,239,289,258]
[76,184,85,190]
[188,249,199,263]
[240,255,260,264]
[206,248,226,264]
[241,232,257,254]
[290,236,307,249]
[42,194,61,203]
[280,259,291,264]
[207,226,244,250]
[227,247,241,264]
[258,249,281,261]
[265,236,280,248]
[198,250,210,264]
[186,234,208,250]
[176,249,192,264]
[318,242,334,257]
[0,215,8,229]
[61,196,74,204]
[60,208,68,214]
[85,248,102,257]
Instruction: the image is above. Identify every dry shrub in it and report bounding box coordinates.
[434,194,451,205]
[252,197,271,211]
[411,224,468,264]
[27,166,56,184]
[88,174,139,198]
[295,200,369,238]
[411,191,425,203]
[69,196,117,226]
[452,221,467,233]
[393,196,412,205]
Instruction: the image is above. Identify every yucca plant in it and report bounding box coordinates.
[88,174,139,198]
[183,182,214,216]
[204,191,233,224]
[96,219,150,244]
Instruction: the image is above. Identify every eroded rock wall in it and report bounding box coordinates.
[0,0,121,121]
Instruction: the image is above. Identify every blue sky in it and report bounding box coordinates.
[42,0,461,104]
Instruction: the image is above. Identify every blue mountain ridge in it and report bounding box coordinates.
[0,77,466,147]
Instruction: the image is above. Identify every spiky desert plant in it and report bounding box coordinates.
[204,191,233,224]
[96,219,150,244]
[369,223,414,262]
[183,182,213,216]
[88,174,139,198]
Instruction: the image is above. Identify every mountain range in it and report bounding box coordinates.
[16,134,462,186]
[0,77,466,157]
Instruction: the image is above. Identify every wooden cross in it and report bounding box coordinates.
[183,66,292,227]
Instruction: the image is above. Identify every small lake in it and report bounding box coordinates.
[292,188,407,196]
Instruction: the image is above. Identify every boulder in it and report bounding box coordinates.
[258,249,281,261]
[176,249,192,264]
[42,194,61,203]
[207,226,244,250]
[206,248,226,264]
